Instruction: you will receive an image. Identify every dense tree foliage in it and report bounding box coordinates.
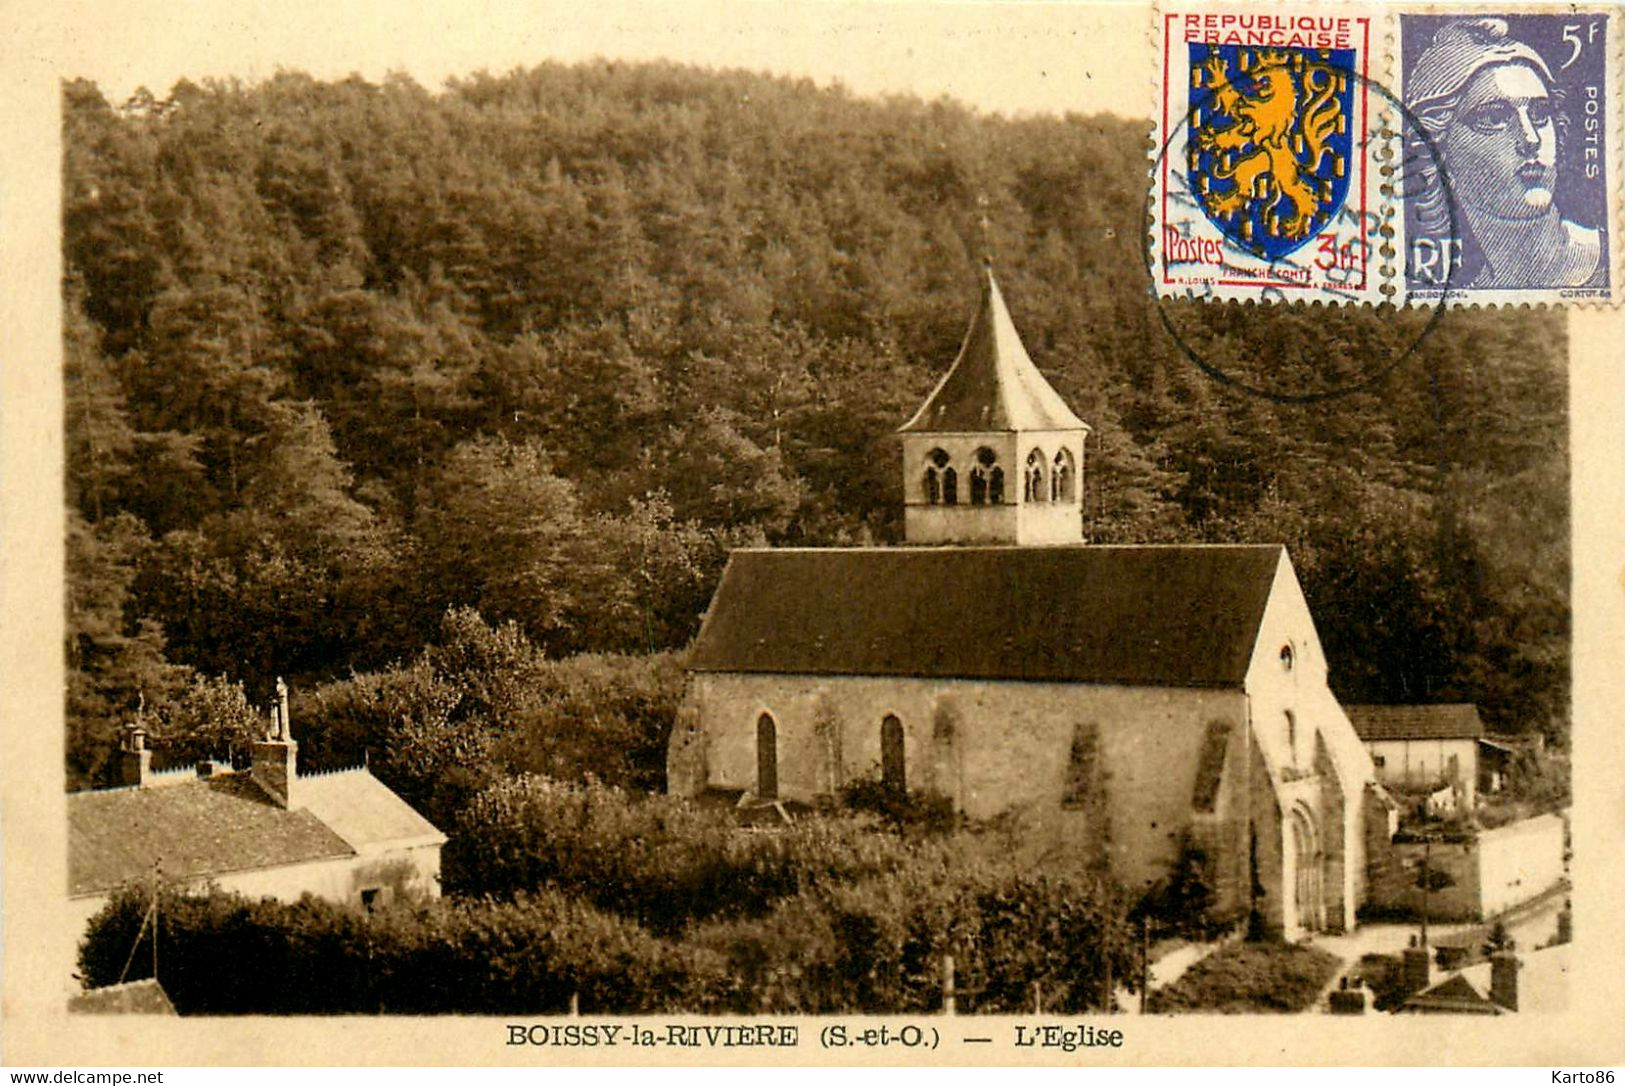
[63,61,1568,786]
[289,609,684,828]
[82,806,1137,1014]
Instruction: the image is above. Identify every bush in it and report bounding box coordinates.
[838,779,957,836]
[295,659,499,830]
[687,859,1137,1014]
[1153,941,1340,1013]
[441,775,917,932]
[148,674,262,769]
[493,650,687,792]
[296,611,686,815]
[1351,952,1410,1011]
[78,882,729,1015]
[1132,837,1241,940]
[81,792,1140,1015]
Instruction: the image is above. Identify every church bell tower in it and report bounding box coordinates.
[898,262,1091,545]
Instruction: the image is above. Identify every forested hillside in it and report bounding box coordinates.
[63,62,1568,789]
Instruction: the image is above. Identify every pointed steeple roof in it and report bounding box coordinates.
[899,265,1088,434]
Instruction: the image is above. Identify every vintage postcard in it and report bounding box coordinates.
[3,0,1624,1072]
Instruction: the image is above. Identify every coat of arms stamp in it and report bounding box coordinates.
[1154,7,1388,304]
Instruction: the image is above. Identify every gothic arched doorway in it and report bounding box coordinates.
[1289,804,1325,934]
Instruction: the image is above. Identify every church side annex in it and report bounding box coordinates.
[669,262,1395,941]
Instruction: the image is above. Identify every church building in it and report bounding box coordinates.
[668,263,1391,940]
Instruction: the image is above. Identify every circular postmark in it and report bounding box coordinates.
[1146,59,1459,404]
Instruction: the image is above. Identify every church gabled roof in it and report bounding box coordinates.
[688,544,1284,687]
[898,266,1089,434]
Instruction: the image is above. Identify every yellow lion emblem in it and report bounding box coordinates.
[1193,50,1348,244]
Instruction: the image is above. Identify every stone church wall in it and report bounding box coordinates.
[1240,552,1376,935]
[682,672,1249,899]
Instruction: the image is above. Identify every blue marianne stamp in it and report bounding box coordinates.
[1401,13,1619,303]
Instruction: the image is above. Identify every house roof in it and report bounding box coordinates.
[898,267,1088,434]
[298,768,446,850]
[69,774,352,897]
[687,544,1284,687]
[1345,704,1486,742]
[69,978,177,1015]
[1401,973,1503,1014]
[1456,944,1570,1013]
[1403,945,1571,1015]
[68,767,442,898]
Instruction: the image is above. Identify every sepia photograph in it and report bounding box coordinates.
[3,0,1623,1069]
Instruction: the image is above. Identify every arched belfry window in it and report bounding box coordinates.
[1025,450,1047,503]
[1052,448,1075,502]
[969,466,987,505]
[942,467,958,505]
[924,449,950,505]
[989,466,1005,504]
[970,447,998,506]
[881,714,905,793]
[757,713,778,800]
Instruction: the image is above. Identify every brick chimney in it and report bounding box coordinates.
[1489,950,1519,1012]
[1401,936,1431,995]
[119,723,153,788]
[251,677,299,808]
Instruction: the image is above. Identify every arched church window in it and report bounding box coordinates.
[942,467,958,505]
[881,714,905,793]
[969,466,987,505]
[1025,450,1047,503]
[757,713,778,800]
[1052,448,1075,502]
[1285,710,1297,765]
[989,466,1005,505]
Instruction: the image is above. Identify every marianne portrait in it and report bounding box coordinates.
[1404,16,1610,291]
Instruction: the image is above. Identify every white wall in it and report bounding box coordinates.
[1366,737,1478,807]
[68,843,443,958]
[1478,812,1566,916]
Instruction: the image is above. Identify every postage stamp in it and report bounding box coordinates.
[1399,11,1620,304]
[1152,6,1392,305]
[1155,3,1625,307]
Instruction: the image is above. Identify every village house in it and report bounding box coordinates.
[669,263,1395,941]
[68,681,445,936]
[1397,941,1570,1015]
[1345,703,1494,814]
